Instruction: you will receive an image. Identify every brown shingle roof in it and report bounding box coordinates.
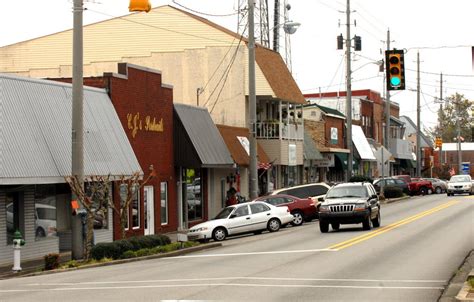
[255,46,306,104]
[217,125,270,166]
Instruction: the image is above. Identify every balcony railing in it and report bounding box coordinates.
[256,121,303,140]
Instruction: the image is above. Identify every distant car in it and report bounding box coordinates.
[187,201,294,242]
[35,204,57,238]
[393,175,433,195]
[425,178,447,194]
[446,175,474,196]
[373,178,409,194]
[318,182,380,232]
[254,194,318,226]
[270,183,331,211]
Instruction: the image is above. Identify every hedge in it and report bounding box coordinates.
[383,186,404,198]
[91,234,171,260]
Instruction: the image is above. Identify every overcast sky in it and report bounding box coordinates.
[1,0,473,131]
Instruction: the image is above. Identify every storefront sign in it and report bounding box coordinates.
[237,136,250,155]
[313,153,335,167]
[127,112,164,138]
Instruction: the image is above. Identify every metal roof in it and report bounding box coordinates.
[174,104,233,168]
[400,115,433,148]
[303,132,323,160]
[0,74,142,185]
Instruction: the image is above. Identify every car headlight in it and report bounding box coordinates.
[448,184,454,189]
[464,184,472,189]
[191,227,208,232]
[354,203,367,211]
[319,205,329,212]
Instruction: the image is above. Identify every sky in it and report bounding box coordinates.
[1,0,473,133]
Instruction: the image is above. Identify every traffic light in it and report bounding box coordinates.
[385,49,405,91]
[354,35,361,51]
[129,0,151,13]
[337,34,343,50]
[435,137,443,148]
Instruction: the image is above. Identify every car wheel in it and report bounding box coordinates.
[319,220,329,233]
[362,213,372,230]
[36,227,46,237]
[372,210,381,228]
[419,187,427,195]
[331,223,340,231]
[290,211,304,226]
[267,218,281,232]
[435,186,442,194]
[212,227,227,241]
[447,193,452,196]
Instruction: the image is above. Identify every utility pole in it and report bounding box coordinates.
[384,29,391,176]
[273,0,280,52]
[345,0,353,182]
[416,51,421,177]
[71,0,84,259]
[439,72,443,166]
[248,0,258,199]
[456,100,463,173]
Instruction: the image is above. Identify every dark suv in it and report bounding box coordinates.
[318,182,380,233]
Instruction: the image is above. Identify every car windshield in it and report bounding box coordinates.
[325,186,368,199]
[214,207,234,219]
[450,175,470,182]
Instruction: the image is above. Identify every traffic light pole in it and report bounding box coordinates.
[345,0,353,182]
[439,72,443,167]
[384,29,391,174]
[416,51,421,177]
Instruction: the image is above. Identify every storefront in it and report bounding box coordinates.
[174,104,234,228]
[0,74,140,265]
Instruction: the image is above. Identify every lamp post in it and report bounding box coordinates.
[248,0,258,200]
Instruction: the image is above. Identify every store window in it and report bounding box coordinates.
[6,191,23,245]
[160,182,168,225]
[185,169,202,221]
[119,184,130,230]
[131,185,140,229]
[35,185,57,240]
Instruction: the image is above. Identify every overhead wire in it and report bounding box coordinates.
[171,0,239,17]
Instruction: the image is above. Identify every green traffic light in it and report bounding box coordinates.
[390,77,401,86]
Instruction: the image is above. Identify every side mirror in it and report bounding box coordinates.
[371,194,378,199]
[317,197,324,202]
[229,214,237,219]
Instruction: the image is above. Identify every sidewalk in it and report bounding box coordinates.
[0,231,219,280]
[440,250,474,301]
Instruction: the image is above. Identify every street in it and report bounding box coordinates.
[0,194,472,302]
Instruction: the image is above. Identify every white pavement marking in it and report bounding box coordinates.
[2,283,445,293]
[160,248,336,259]
[27,276,447,287]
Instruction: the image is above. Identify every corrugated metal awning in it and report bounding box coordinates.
[174,104,233,168]
[0,74,142,185]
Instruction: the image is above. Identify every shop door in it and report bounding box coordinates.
[144,186,155,235]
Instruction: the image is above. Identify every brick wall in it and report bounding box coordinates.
[305,116,345,149]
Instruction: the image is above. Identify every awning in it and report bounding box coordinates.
[400,158,416,169]
[303,132,324,160]
[352,125,376,161]
[0,74,142,185]
[174,104,234,168]
[216,124,270,167]
[335,153,359,170]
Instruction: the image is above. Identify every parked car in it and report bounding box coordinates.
[187,201,294,242]
[393,175,433,195]
[446,174,474,196]
[254,194,318,226]
[270,182,331,211]
[373,177,409,194]
[35,204,57,237]
[424,178,447,194]
[318,182,381,232]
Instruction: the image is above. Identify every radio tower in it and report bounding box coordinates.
[238,0,270,48]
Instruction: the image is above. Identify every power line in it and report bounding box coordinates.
[404,68,474,78]
[407,45,472,51]
[171,0,239,17]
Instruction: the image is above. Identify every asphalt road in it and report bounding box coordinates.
[0,194,472,302]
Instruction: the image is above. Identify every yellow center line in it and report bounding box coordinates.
[328,200,460,251]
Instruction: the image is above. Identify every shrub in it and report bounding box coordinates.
[383,186,404,198]
[44,253,60,271]
[350,175,373,184]
[121,250,137,259]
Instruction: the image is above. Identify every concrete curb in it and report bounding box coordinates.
[0,242,222,280]
[455,269,474,301]
[440,250,474,302]
[381,195,411,204]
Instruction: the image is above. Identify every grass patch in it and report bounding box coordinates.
[59,257,113,270]
[468,276,474,289]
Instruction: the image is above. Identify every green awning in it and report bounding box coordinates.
[400,158,416,169]
[335,153,359,171]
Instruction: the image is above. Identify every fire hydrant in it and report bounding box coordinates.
[12,230,25,272]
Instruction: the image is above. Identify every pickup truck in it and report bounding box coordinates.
[393,175,433,195]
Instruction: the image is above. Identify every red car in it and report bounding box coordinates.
[254,194,318,226]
